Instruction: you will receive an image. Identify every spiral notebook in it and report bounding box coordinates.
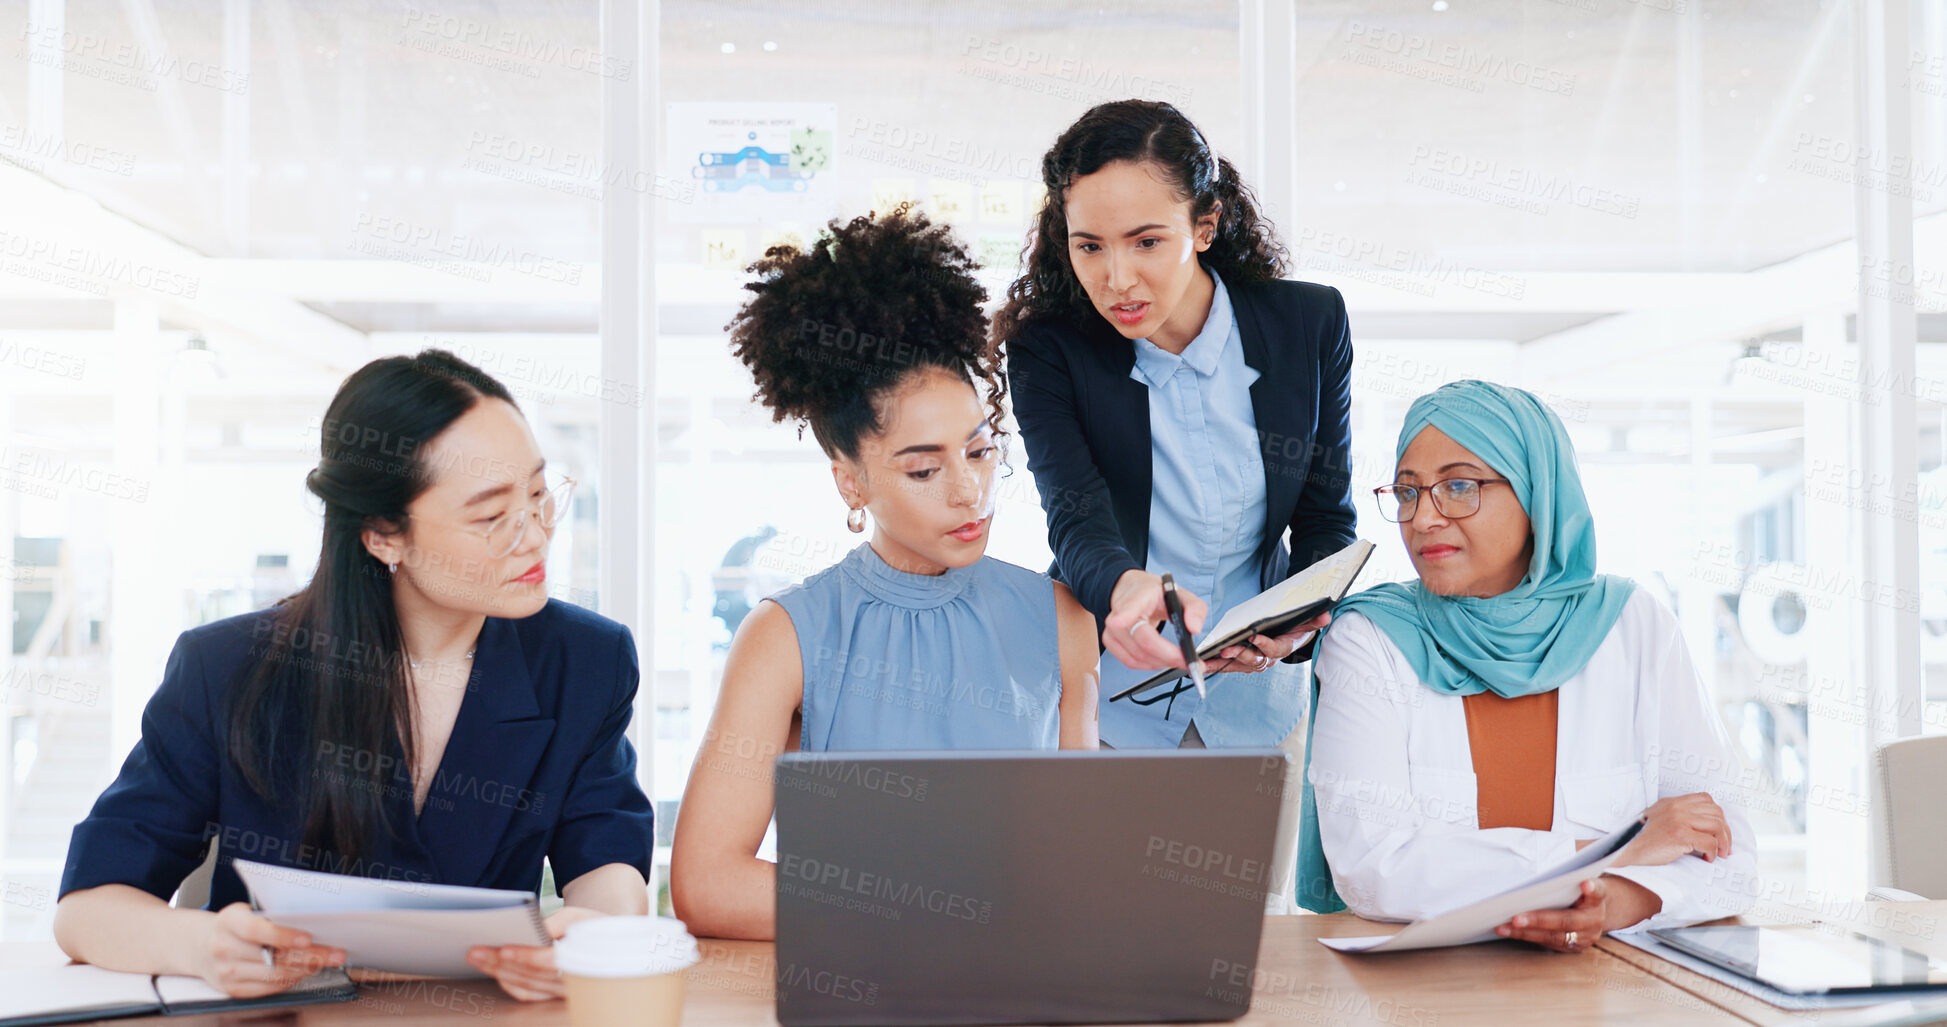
[234,859,550,977]
[0,963,354,1026]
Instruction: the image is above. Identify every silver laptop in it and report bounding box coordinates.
[773,749,1287,1026]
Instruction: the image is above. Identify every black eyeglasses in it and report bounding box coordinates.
[1373,477,1511,523]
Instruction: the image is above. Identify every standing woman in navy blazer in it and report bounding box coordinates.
[996,101,1356,903]
[53,351,654,1002]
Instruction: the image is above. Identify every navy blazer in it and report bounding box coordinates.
[1006,277,1358,642]
[60,599,655,911]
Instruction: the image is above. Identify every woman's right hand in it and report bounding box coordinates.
[1616,793,1734,868]
[195,902,346,998]
[1104,570,1208,671]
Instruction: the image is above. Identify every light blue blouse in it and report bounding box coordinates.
[769,543,1063,751]
[1097,270,1309,749]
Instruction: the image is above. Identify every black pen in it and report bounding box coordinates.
[1160,573,1207,699]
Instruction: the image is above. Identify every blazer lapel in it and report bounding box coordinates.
[1233,285,1299,574]
[1086,315,1153,563]
[413,615,555,885]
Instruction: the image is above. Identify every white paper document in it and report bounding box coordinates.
[1320,819,1644,954]
[235,859,550,977]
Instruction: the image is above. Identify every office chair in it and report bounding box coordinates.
[170,843,220,910]
[1868,735,1947,901]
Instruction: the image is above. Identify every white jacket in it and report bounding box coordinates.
[1309,588,1757,930]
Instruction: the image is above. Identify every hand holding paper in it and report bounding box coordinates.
[1320,819,1644,954]
[234,859,549,978]
[1493,877,1611,953]
[196,901,345,998]
[466,905,609,1002]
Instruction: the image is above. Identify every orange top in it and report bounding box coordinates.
[1462,690,1560,831]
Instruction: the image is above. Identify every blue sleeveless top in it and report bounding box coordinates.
[768,543,1063,751]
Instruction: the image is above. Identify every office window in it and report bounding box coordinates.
[2,0,1941,939]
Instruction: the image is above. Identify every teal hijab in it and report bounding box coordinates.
[1293,380,1634,913]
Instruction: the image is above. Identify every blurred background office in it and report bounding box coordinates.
[0,0,1942,935]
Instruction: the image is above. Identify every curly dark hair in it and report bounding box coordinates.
[727,204,1004,461]
[991,100,1289,346]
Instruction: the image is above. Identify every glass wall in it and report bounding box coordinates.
[0,0,608,937]
[2,0,1941,937]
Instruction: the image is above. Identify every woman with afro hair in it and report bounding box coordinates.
[670,205,1100,940]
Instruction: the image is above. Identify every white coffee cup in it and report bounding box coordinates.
[555,916,699,1027]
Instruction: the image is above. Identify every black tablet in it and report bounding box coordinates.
[1649,925,1947,996]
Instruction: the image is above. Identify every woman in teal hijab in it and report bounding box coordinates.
[1297,380,1752,952]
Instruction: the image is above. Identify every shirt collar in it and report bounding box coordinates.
[1129,268,1233,387]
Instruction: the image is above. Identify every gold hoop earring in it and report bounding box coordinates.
[846,507,867,533]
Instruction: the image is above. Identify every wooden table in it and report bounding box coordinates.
[15,903,1946,1025]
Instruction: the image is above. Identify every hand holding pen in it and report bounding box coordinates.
[1103,569,1328,677]
[1103,570,1208,672]
[195,903,344,998]
[1160,573,1208,698]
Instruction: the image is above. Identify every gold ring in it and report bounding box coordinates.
[1565,931,1578,949]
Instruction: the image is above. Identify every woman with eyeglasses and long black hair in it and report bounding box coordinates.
[995,100,1356,910]
[53,350,654,1002]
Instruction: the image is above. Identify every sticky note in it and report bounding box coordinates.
[978,231,1025,274]
[871,178,917,213]
[790,127,833,173]
[980,181,1025,223]
[759,224,808,257]
[927,181,973,222]
[701,228,746,270]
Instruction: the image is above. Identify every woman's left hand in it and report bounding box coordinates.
[1494,877,1608,954]
[467,905,609,1001]
[1208,611,1332,674]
